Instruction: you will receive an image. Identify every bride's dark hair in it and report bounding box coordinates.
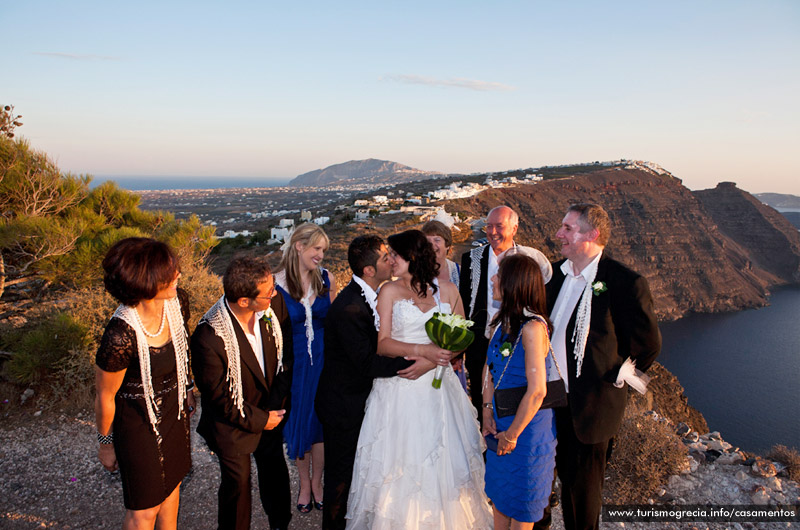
[387,229,439,298]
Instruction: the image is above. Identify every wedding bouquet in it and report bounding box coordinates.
[425,312,475,389]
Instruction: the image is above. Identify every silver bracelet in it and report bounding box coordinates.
[482,402,494,410]
[97,432,114,444]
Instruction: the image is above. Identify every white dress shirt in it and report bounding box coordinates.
[550,252,602,392]
[227,299,266,375]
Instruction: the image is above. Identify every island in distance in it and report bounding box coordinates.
[288,158,447,187]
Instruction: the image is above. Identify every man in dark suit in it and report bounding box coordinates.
[546,203,661,530]
[459,205,552,418]
[316,235,425,530]
[192,256,294,530]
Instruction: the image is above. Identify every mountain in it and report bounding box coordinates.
[444,166,800,320]
[289,158,446,187]
[754,192,800,229]
[754,192,800,209]
[696,182,800,283]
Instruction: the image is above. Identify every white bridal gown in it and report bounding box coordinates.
[346,295,493,530]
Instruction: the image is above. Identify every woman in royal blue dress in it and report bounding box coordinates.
[482,253,558,529]
[275,223,337,513]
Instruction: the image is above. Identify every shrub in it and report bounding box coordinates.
[0,261,222,407]
[2,312,91,386]
[604,411,689,504]
[767,445,800,482]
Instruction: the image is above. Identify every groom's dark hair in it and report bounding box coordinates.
[348,235,384,277]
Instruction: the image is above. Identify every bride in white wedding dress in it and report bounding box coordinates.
[346,230,493,530]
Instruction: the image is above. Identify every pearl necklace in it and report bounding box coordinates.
[134,304,167,338]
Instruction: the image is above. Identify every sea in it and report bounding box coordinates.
[659,286,800,454]
[91,176,293,190]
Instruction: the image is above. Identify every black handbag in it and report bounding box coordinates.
[493,328,568,418]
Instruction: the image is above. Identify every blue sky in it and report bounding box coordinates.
[3,1,799,193]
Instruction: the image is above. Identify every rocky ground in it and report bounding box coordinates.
[0,399,797,529]
[603,413,799,530]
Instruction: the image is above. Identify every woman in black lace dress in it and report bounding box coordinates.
[94,238,195,530]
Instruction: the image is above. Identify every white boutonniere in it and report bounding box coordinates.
[591,281,607,296]
[499,341,513,358]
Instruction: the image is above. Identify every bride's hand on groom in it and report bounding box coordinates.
[397,357,436,380]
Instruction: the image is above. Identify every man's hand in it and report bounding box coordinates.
[264,409,286,430]
[98,444,118,472]
[186,391,197,418]
[398,358,436,380]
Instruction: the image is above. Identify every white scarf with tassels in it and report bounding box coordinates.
[112,296,189,435]
[199,296,283,418]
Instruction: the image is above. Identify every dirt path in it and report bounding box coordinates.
[0,405,322,529]
[0,403,567,530]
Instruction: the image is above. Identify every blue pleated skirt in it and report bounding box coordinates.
[484,407,557,523]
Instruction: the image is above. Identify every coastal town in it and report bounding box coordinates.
[138,159,668,246]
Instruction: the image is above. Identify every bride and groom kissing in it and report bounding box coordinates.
[315,231,493,530]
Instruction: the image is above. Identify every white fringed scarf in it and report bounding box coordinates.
[467,245,486,319]
[112,296,189,434]
[199,296,283,418]
[569,257,599,378]
[275,270,318,366]
[352,275,380,331]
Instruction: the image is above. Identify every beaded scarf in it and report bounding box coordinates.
[112,296,189,434]
[199,296,283,418]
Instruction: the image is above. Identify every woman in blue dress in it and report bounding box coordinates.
[482,254,557,529]
[275,223,336,513]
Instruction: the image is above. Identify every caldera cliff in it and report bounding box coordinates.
[445,166,800,320]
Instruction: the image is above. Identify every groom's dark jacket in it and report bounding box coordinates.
[191,293,294,455]
[547,255,661,444]
[316,279,411,430]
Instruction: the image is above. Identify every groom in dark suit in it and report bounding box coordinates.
[316,235,422,530]
[192,256,294,530]
[546,203,661,530]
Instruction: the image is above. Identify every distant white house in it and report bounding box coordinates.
[271,227,292,242]
[301,210,312,221]
[279,218,295,228]
[355,209,370,221]
[433,208,456,228]
[373,195,389,204]
[312,216,330,225]
[220,229,252,239]
[354,199,370,207]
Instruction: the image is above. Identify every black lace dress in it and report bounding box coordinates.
[95,289,192,510]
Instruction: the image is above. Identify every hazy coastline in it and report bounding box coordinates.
[91,175,293,191]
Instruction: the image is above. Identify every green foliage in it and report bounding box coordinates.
[0,106,223,404]
[0,130,218,298]
[2,313,91,385]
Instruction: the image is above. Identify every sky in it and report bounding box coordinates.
[3,1,799,194]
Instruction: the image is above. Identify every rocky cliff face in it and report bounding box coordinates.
[289,158,445,187]
[445,167,800,320]
[696,182,800,283]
